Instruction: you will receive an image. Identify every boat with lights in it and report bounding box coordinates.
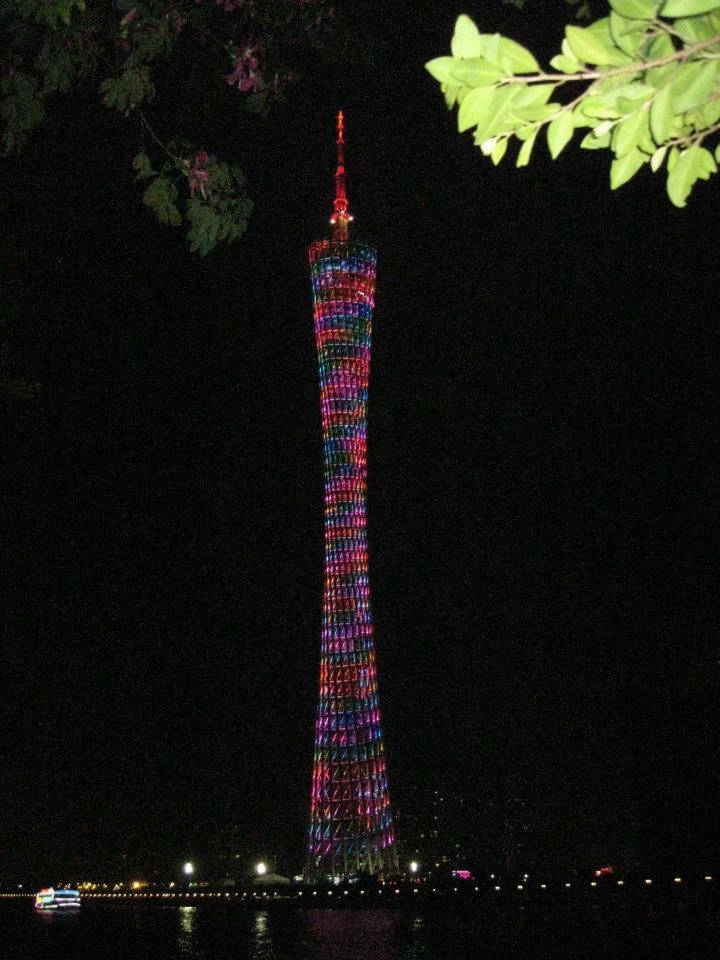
[34,887,81,910]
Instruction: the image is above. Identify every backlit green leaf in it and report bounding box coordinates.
[452,15,483,58]
[666,144,717,207]
[613,106,649,157]
[670,60,719,114]
[650,145,667,171]
[650,84,673,144]
[449,58,504,86]
[458,86,496,132]
[493,36,540,73]
[460,85,518,138]
[490,138,508,164]
[565,24,631,65]
[516,129,539,166]
[672,13,720,44]
[610,147,648,188]
[425,57,459,84]
[662,0,720,16]
[549,54,583,73]
[581,130,612,148]
[609,12,648,56]
[609,0,656,17]
[547,110,574,158]
[476,86,520,141]
[513,84,557,108]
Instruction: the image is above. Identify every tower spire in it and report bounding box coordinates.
[330,110,353,241]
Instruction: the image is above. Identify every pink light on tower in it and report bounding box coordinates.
[305,113,398,881]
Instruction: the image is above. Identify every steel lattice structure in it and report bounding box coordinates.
[305,113,398,881]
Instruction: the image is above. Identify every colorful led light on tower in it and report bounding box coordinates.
[306,113,398,880]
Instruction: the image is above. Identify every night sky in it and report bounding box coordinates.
[3,0,719,883]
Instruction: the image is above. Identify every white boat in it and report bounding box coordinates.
[34,887,81,910]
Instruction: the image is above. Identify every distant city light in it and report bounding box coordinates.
[409,861,419,874]
[645,879,652,885]
[705,876,713,881]
[255,862,267,876]
[674,877,682,883]
[182,863,194,876]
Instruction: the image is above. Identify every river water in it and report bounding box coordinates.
[2,899,717,959]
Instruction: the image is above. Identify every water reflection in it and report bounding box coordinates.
[178,906,200,958]
[303,909,403,960]
[404,916,432,960]
[252,911,277,960]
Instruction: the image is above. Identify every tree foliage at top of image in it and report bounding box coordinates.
[427,1,720,206]
[0,0,338,254]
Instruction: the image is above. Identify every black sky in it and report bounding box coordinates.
[3,0,719,882]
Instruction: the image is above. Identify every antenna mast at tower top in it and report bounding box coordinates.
[330,110,353,241]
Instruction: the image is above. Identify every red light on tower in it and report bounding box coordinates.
[329,110,354,241]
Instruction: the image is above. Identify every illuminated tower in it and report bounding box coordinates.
[306,113,398,880]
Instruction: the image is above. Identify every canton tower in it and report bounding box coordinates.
[305,113,398,880]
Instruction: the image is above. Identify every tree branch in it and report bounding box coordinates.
[499,32,720,86]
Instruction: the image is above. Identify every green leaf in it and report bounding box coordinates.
[459,85,517,136]
[512,103,561,123]
[490,138,508,164]
[666,144,717,206]
[458,86,494,133]
[425,57,459,84]
[645,32,677,86]
[513,84,557,108]
[662,0,720,16]
[670,60,719,114]
[610,147,648,188]
[444,85,460,109]
[1,71,45,155]
[565,24,631,65]
[581,130,612,148]
[100,68,155,114]
[142,176,181,227]
[547,110,574,158]
[715,143,720,163]
[449,58,504,87]
[609,12,649,56]
[650,145,667,171]
[549,54,582,73]
[471,86,520,142]
[132,151,154,180]
[492,36,540,73]
[516,129,539,166]
[673,13,720,44]
[452,15,483,58]
[609,0,656,17]
[581,96,623,119]
[696,95,720,127]
[650,84,674,144]
[613,106,649,157]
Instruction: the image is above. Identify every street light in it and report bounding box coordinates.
[183,862,194,876]
[409,861,419,875]
[255,862,267,876]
